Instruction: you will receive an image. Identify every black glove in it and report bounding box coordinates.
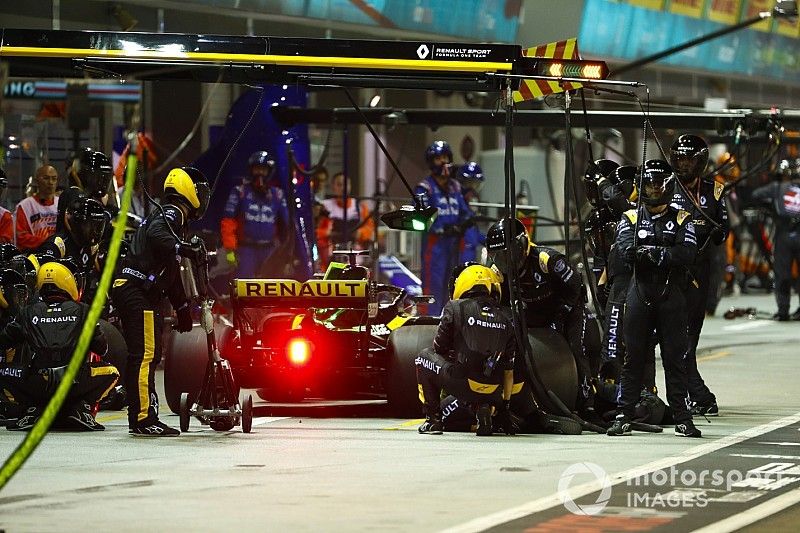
[175,302,193,333]
[635,245,664,266]
[551,304,572,333]
[709,226,726,246]
[176,240,206,263]
[495,400,516,436]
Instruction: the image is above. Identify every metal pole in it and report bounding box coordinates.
[563,91,571,258]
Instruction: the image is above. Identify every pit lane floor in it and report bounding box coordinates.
[1,292,799,532]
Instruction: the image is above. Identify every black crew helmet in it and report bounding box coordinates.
[485,218,530,274]
[583,159,620,207]
[71,148,114,197]
[0,243,21,264]
[66,196,108,248]
[669,134,709,184]
[640,160,676,207]
[0,269,30,314]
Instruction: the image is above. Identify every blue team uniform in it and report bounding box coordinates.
[221,181,289,278]
[414,175,473,315]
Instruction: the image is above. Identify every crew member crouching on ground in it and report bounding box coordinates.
[416,264,516,436]
[485,218,599,422]
[0,262,117,432]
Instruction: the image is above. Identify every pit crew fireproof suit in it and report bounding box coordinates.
[751,178,800,320]
[615,204,697,426]
[510,243,595,410]
[221,181,288,278]
[414,176,473,315]
[0,266,116,430]
[670,178,728,406]
[415,292,516,430]
[112,167,209,435]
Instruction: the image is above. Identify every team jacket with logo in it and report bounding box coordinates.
[15,195,58,251]
[414,176,473,234]
[0,300,107,370]
[616,207,697,287]
[433,295,516,377]
[670,178,729,253]
[503,245,583,319]
[117,204,189,304]
[220,182,288,249]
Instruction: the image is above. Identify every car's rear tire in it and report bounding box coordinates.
[386,324,438,418]
[164,323,233,414]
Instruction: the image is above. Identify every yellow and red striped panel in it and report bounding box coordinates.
[513,38,582,103]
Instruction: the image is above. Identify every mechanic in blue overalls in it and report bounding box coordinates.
[458,161,486,263]
[221,151,289,278]
[414,141,474,316]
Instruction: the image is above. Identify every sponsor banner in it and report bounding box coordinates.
[669,0,707,19]
[707,0,742,24]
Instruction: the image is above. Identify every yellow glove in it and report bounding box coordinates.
[226,250,238,266]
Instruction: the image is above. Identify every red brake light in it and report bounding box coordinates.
[287,338,311,366]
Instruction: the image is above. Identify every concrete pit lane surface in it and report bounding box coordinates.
[1,293,800,532]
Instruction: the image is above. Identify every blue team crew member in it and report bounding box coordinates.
[457,161,486,263]
[414,141,474,315]
[221,151,289,278]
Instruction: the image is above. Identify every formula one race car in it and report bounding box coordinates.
[164,256,440,416]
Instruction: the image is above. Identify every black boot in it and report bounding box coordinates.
[66,402,106,431]
[418,413,443,435]
[8,406,40,431]
[675,419,702,438]
[607,413,632,436]
[475,404,493,436]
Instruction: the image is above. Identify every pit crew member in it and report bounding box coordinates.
[416,264,515,436]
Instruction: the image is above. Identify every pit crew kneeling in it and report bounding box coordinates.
[0,261,117,431]
[416,265,516,436]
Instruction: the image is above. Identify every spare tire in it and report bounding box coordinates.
[386,324,437,418]
[164,323,232,414]
[526,327,579,413]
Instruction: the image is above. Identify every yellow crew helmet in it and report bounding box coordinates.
[163,166,210,220]
[36,261,80,302]
[452,264,501,300]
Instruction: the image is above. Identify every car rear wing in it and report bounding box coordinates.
[231,279,370,310]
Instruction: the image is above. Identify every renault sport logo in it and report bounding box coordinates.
[416,44,430,59]
[558,462,612,516]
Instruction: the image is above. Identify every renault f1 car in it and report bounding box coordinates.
[164,261,440,416]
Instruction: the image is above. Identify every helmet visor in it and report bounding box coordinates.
[9,283,30,309]
[195,182,211,219]
[75,216,107,247]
